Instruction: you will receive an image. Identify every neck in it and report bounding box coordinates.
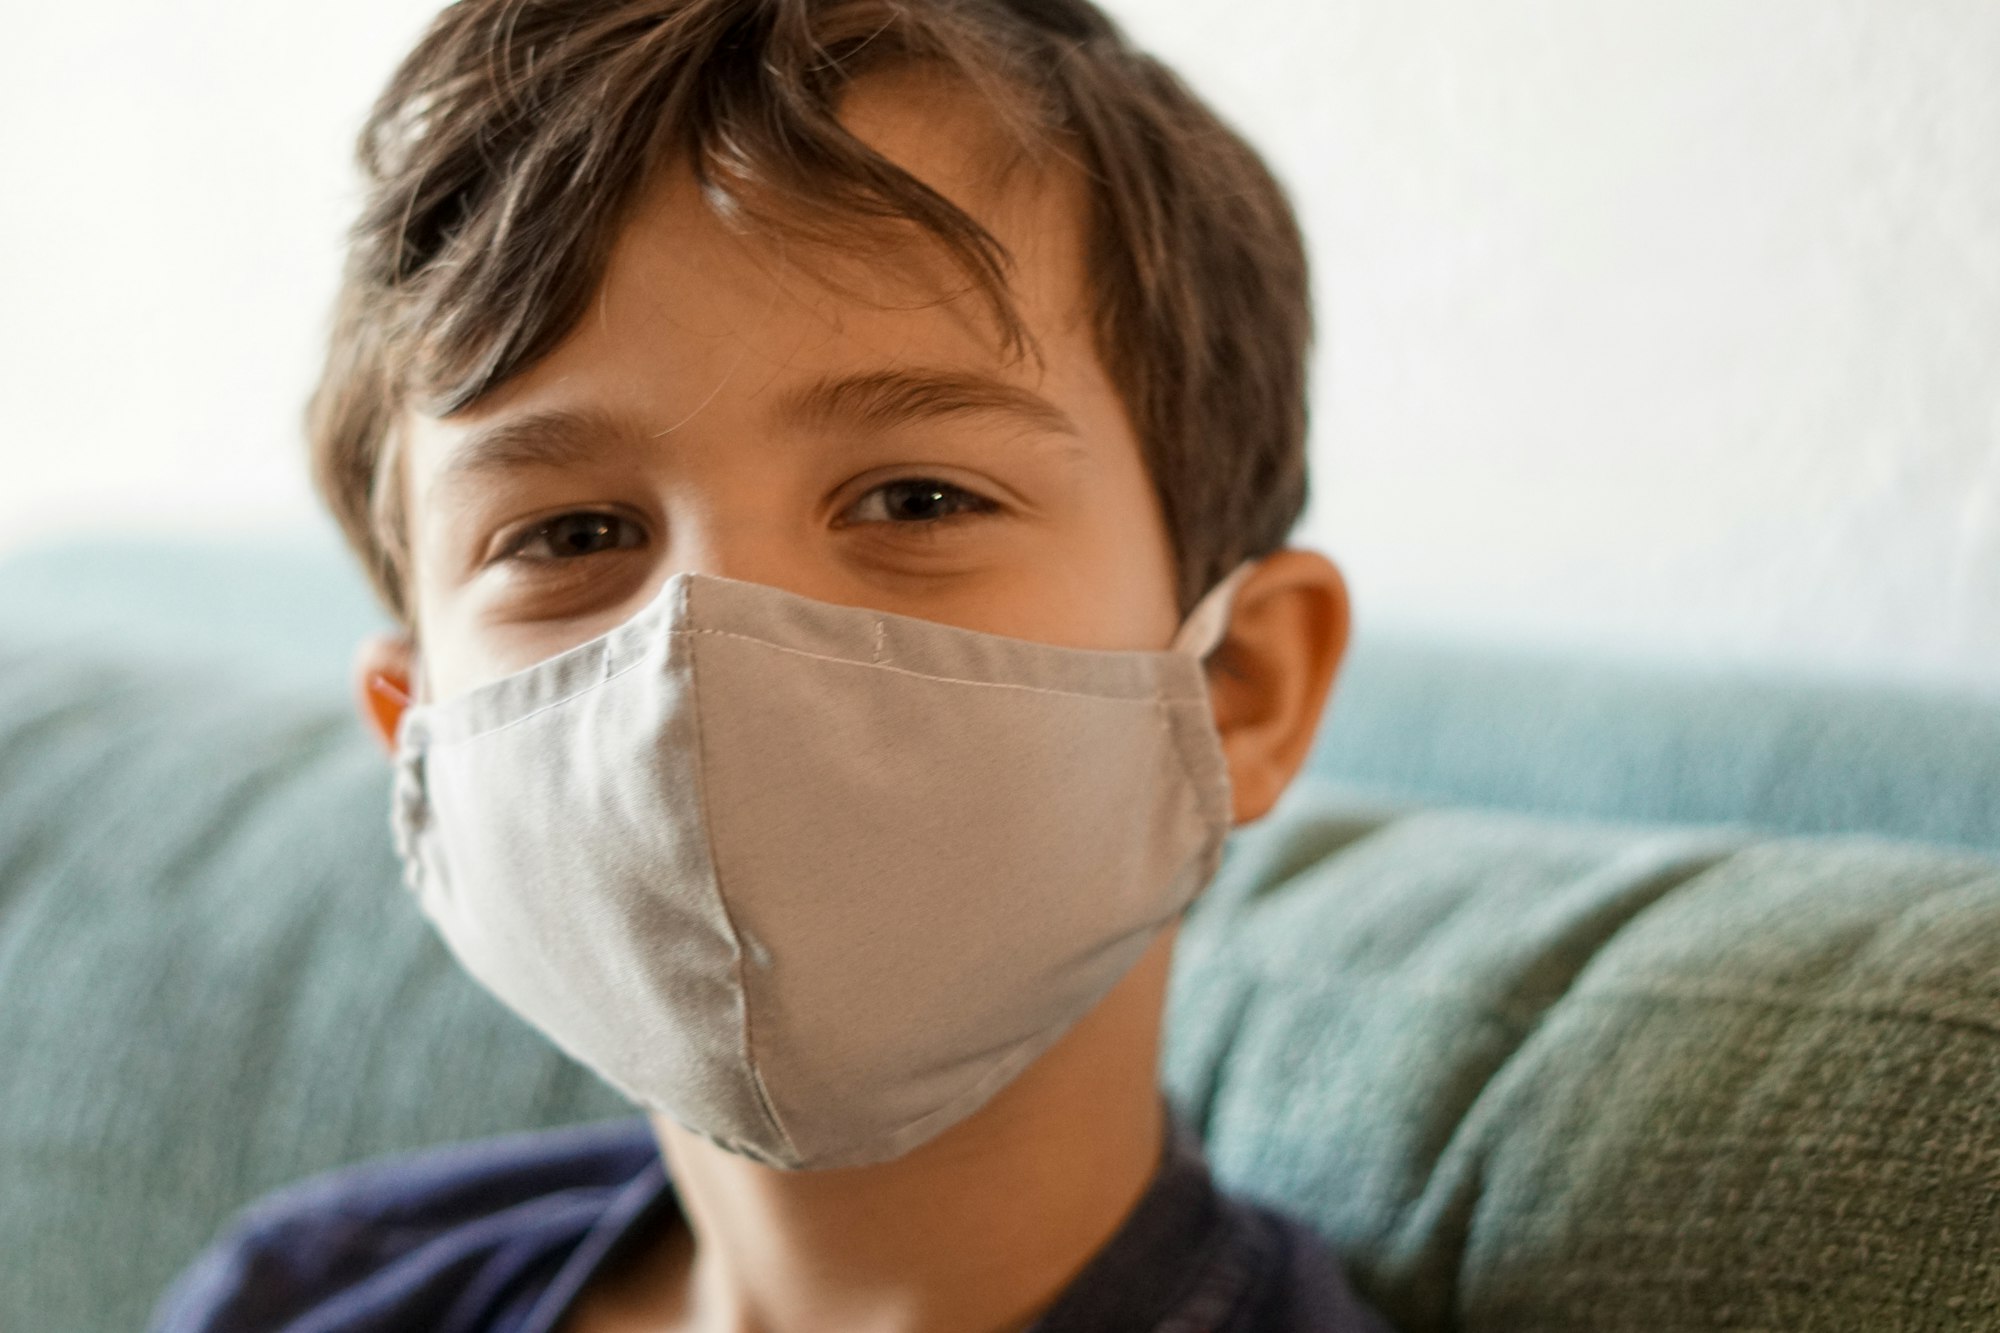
[650,924,1180,1333]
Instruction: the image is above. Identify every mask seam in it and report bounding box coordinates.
[1155,680,1233,909]
[682,621,804,1167]
[419,631,1204,749]
[416,652,656,748]
[416,569,1242,745]
[1157,687,1199,836]
[674,628,1203,704]
[820,1020,1070,1169]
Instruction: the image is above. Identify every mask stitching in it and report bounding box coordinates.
[421,631,1207,749]
[1154,673,1234,913]
[674,628,1203,704]
[422,567,1246,744]
[833,1005,1102,1167]
[417,652,657,746]
[681,622,805,1167]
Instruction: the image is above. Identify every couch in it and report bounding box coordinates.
[2,537,1995,1331]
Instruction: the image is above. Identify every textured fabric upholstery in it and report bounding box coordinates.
[1167,786,2000,1329]
[1312,634,2000,856]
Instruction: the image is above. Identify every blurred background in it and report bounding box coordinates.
[2,0,1995,689]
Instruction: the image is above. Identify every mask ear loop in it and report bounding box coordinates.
[1169,560,1259,659]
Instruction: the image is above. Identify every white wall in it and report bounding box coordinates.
[4,2,1996,690]
[1107,1,2000,691]
[0,0,437,550]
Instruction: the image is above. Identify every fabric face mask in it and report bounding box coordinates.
[391,566,1250,1171]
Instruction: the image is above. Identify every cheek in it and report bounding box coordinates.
[408,592,521,706]
[407,630,474,707]
[412,612,589,704]
[405,525,552,703]
[1014,474,1181,653]
[1036,348,1178,637]
[1081,518,1182,651]
[1065,439,1180,649]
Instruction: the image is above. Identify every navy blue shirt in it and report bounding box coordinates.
[150,1116,1391,1332]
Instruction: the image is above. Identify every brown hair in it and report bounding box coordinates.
[311,0,1312,623]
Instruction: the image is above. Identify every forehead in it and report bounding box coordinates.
[410,65,1099,447]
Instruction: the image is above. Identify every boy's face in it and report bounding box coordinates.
[394,68,1181,707]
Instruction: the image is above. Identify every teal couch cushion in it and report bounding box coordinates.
[4,539,1998,1330]
[1317,634,2000,856]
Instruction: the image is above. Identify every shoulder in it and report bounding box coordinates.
[149,1118,660,1333]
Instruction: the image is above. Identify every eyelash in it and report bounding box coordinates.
[502,511,647,564]
[498,477,999,563]
[836,477,998,529]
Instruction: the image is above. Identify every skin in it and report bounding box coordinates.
[352,66,1350,1333]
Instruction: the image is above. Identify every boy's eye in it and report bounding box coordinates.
[506,512,647,561]
[842,478,996,526]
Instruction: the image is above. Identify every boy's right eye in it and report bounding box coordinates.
[504,512,648,562]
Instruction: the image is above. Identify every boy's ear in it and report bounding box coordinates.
[351,633,417,757]
[1205,549,1351,825]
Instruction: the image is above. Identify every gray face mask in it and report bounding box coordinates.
[391,566,1248,1170]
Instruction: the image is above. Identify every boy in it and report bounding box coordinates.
[154,0,1379,1328]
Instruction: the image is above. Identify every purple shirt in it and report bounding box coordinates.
[149,1116,1392,1332]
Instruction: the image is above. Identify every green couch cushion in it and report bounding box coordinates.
[1168,788,2000,1329]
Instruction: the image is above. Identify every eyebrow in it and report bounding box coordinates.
[430,368,1081,497]
[433,406,633,490]
[773,369,1081,439]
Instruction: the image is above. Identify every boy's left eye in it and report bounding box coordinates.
[841,478,996,526]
